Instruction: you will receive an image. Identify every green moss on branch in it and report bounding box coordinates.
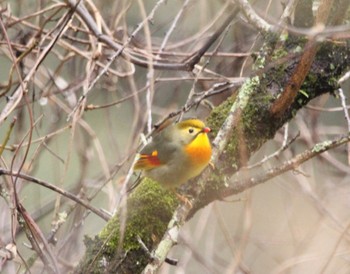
[75,179,178,273]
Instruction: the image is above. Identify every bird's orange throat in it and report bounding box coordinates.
[184,133,212,169]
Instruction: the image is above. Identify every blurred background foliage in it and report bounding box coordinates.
[0,0,350,273]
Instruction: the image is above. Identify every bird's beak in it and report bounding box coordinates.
[202,127,211,133]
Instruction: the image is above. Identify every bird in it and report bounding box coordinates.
[133,118,212,189]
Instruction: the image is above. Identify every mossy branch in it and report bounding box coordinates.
[75,180,178,274]
[74,27,350,274]
[193,39,350,215]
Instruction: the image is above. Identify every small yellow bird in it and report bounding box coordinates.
[134,118,212,188]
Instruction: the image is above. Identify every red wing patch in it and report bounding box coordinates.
[134,150,162,170]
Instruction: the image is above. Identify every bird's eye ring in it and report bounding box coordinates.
[188,128,194,134]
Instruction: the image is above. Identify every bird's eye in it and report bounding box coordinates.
[188,128,194,134]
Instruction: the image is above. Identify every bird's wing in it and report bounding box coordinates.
[134,149,162,170]
[134,137,177,171]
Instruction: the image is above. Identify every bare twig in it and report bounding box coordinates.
[338,70,350,84]
[19,203,59,273]
[236,0,272,33]
[223,133,350,198]
[0,168,110,221]
[337,88,350,165]
[338,89,350,132]
[0,8,74,125]
[66,0,239,71]
[306,105,350,112]
[180,6,235,121]
[245,125,300,169]
[0,117,17,157]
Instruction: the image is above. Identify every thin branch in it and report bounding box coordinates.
[338,70,350,84]
[245,125,300,169]
[338,89,350,132]
[19,203,59,273]
[156,0,192,55]
[337,88,350,165]
[152,79,245,130]
[6,3,66,27]
[236,0,272,33]
[0,117,17,157]
[0,168,110,221]
[306,105,350,112]
[0,8,75,125]
[66,0,239,71]
[222,133,350,198]
[279,0,300,23]
[180,7,235,121]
